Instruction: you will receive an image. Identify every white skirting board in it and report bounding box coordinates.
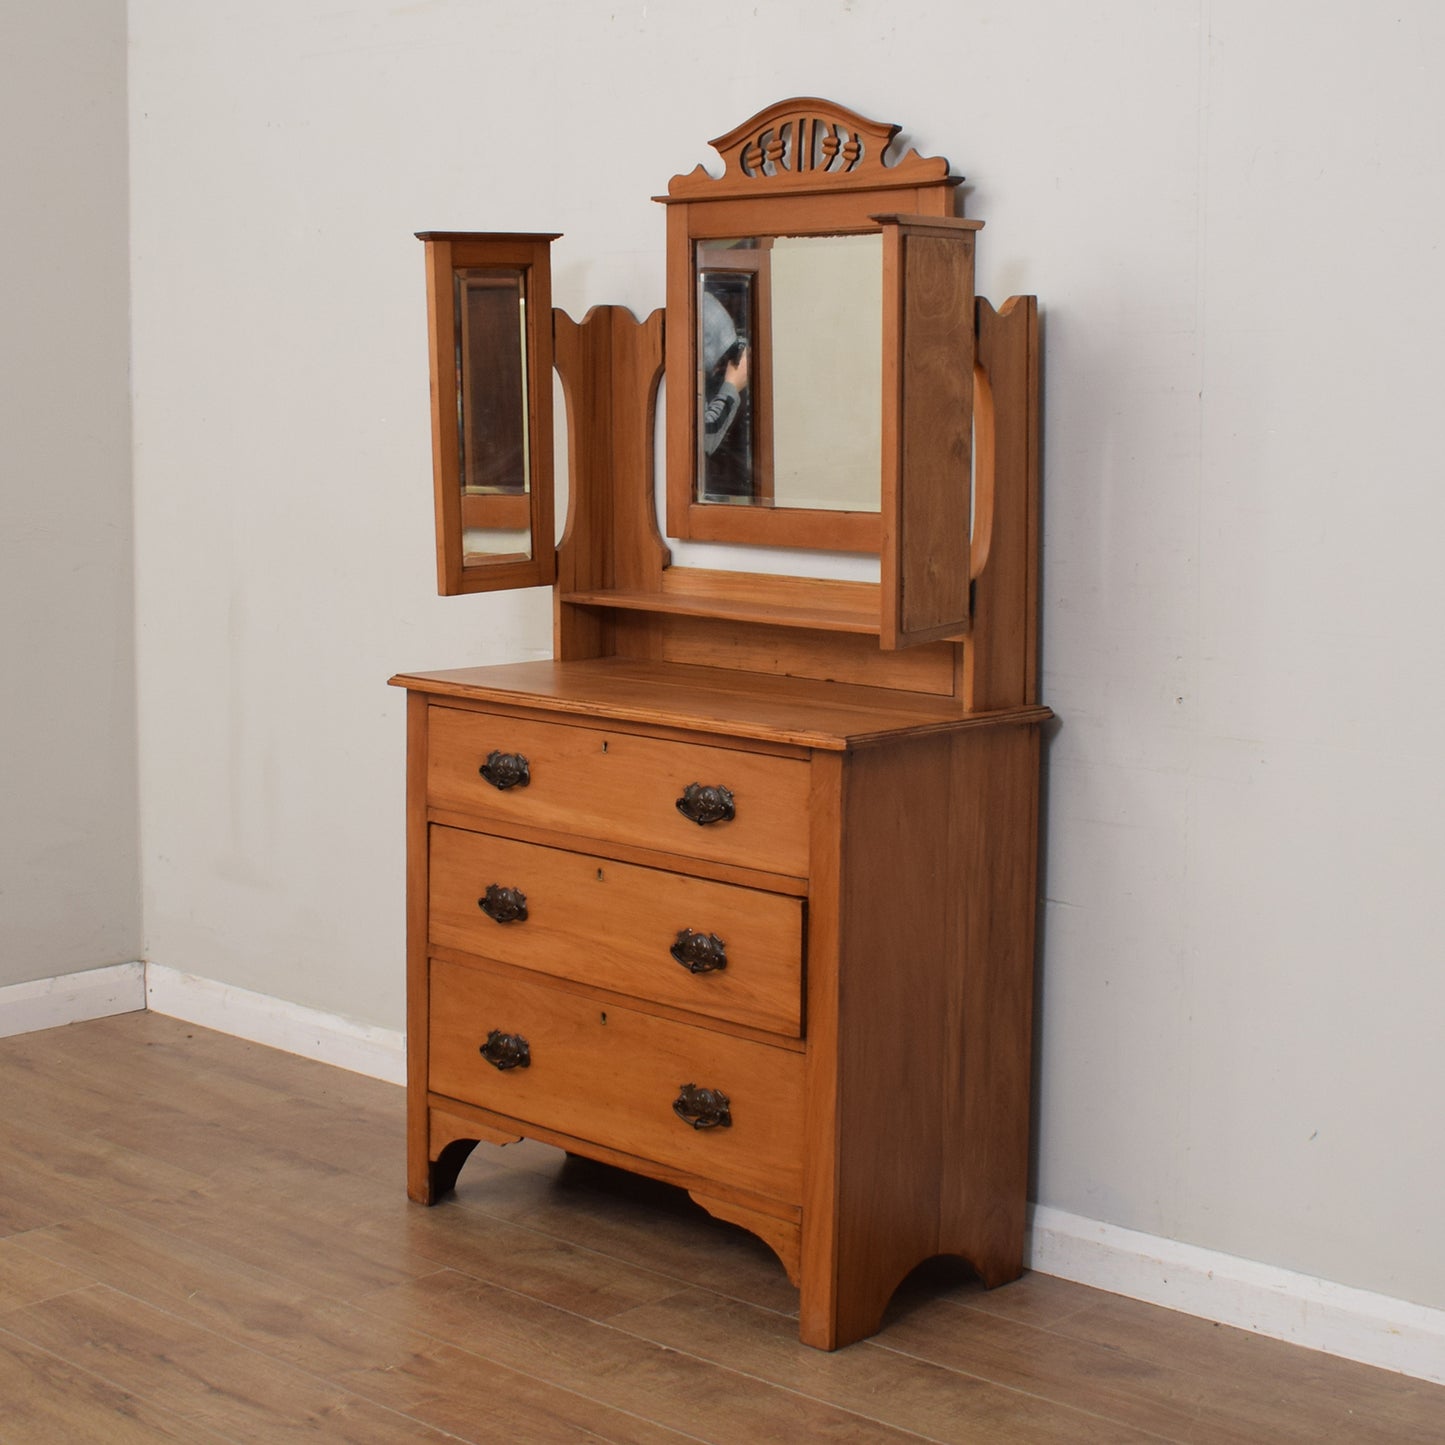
[1026,1206,1445,1386]
[0,961,146,1038]
[2,963,1441,1384]
[143,964,406,1087]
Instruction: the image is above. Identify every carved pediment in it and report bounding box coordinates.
[666,96,956,200]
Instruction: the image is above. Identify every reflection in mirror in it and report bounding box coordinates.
[696,233,882,513]
[455,268,532,562]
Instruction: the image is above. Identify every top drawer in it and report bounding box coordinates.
[426,706,810,877]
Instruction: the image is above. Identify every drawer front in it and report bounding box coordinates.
[430,827,803,1036]
[428,957,804,1204]
[427,706,810,877]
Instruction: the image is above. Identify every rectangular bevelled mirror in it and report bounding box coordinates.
[418,232,558,594]
[696,233,883,514]
[661,100,974,567]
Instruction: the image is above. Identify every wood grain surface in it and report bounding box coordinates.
[428,825,804,1035]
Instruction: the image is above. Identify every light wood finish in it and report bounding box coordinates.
[459,489,530,531]
[651,612,960,695]
[398,662,1047,1348]
[428,956,806,1202]
[566,575,883,635]
[425,701,811,875]
[662,99,959,552]
[879,215,980,649]
[5,1014,1442,1443]
[418,232,558,596]
[553,304,668,662]
[396,100,1051,1351]
[428,825,804,1035]
[966,294,1042,710]
[394,656,1046,750]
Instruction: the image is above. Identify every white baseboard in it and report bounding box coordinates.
[1027,1203,1445,1387]
[144,964,405,1086]
[0,962,146,1038]
[4,962,1441,1385]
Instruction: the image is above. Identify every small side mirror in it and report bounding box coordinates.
[417,232,558,594]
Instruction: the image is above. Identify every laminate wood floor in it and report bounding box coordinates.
[0,1013,1439,1443]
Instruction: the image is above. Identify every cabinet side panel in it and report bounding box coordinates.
[831,721,1041,1340]
[938,723,1041,1283]
[832,735,953,1341]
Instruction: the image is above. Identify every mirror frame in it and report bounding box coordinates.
[660,98,961,554]
[418,231,558,595]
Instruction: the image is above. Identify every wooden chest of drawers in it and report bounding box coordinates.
[396,658,1047,1349]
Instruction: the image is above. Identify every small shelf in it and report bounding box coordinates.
[561,582,882,636]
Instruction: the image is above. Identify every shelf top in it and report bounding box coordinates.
[389,658,1049,750]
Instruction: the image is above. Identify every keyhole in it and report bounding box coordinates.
[596,867,604,881]
[599,1012,607,1024]
[601,740,609,754]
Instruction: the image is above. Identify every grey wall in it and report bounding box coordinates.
[0,0,139,986]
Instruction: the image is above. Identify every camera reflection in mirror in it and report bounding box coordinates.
[697,241,767,503]
[695,233,882,514]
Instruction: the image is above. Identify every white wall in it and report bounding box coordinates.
[0,0,138,987]
[127,0,1445,1314]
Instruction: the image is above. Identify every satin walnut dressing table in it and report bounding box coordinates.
[391,98,1047,1350]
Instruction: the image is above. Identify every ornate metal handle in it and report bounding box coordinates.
[671,928,728,974]
[676,782,735,826]
[479,1030,530,1070]
[672,1083,732,1130]
[478,884,528,923]
[479,751,530,790]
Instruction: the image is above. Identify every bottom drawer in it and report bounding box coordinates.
[428,956,804,1204]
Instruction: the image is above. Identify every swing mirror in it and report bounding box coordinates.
[418,232,558,594]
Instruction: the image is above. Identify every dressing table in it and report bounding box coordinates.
[391,98,1047,1350]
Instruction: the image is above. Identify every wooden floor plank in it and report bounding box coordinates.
[326,1342,702,1445]
[356,1268,937,1443]
[0,1323,233,1444]
[125,1174,687,1319]
[3,1029,398,1196]
[0,1238,93,1312]
[0,1115,213,1237]
[607,1285,1169,1443]
[890,1256,1107,1331]
[879,1292,1441,1445]
[2,1285,464,1442]
[10,1209,689,1444]
[1042,1292,1445,1444]
[2,1012,1441,1444]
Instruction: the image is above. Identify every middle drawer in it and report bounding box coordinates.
[429,825,803,1036]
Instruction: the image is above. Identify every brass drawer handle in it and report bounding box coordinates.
[673,1083,732,1130]
[479,1030,530,1070]
[671,928,728,974]
[479,884,528,923]
[479,751,530,790]
[676,783,735,826]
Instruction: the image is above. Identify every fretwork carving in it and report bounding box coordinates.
[665,96,956,200]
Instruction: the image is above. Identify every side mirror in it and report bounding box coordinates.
[417,232,558,594]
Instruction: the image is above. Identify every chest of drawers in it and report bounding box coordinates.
[395,658,1047,1349]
